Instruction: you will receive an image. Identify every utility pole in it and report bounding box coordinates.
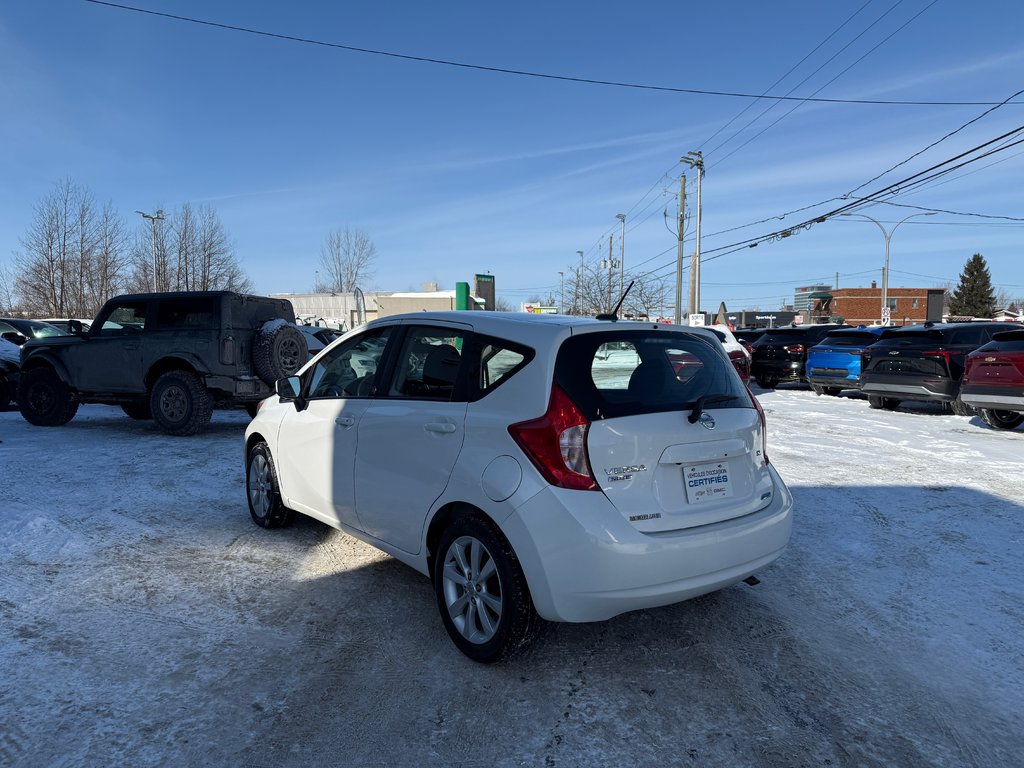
[682,152,704,320]
[674,175,686,325]
[576,250,584,315]
[135,209,165,292]
[607,235,614,311]
[558,271,564,314]
[615,213,626,298]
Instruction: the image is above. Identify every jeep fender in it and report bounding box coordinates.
[144,354,212,390]
[20,351,73,385]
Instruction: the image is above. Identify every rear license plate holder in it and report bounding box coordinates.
[684,462,734,504]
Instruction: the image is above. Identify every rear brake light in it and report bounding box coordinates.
[921,349,953,366]
[508,385,598,491]
[748,390,770,466]
[783,344,804,354]
[728,349,750,381]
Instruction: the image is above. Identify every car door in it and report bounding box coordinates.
[354,323,471,554]
[275,326,394,531]
[73,299,149,392]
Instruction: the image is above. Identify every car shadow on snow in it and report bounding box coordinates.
[222,483,1024,766]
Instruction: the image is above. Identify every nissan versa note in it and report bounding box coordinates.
[244,312,794,662]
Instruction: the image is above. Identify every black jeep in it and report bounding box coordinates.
[17,291,308,435]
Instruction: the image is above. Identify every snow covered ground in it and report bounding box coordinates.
[1,386,1022,767]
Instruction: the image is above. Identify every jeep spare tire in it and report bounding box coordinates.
[254,321,307,384]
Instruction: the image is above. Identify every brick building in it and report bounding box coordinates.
[815,285,945,326]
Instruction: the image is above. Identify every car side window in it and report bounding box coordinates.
[466,334,534,401]
[155,298,218,330]
[387,326,466,401]
[95,301,148,336]
[306,327,392,399]
[952,327,984,345]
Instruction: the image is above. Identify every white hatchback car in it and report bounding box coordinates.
[244,312,793,662]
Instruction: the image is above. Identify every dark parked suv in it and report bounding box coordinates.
[959,329,1024,429]
[18,291,307,435]
[750,324,847,388]
[859,322,1023,414]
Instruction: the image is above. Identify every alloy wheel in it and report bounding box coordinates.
[441,535,503,644]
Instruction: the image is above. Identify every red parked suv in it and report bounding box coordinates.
[960,329,1024,430]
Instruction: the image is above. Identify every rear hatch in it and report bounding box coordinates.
[863,329,953,379]
[752,328,807,364]
[964,331,1024,388]
[555,328,772,533]
[807,330,880,378]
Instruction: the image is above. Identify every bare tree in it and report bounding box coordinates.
[0,260,17,314]
[14,179,130,318]
[317,227,377,292]
[128,203,251,293]
[625,274,668,320]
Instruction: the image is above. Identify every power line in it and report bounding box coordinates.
[708,0,941,170]
[84,1,1024,107]
[877,200,1024,222]
[700,0,878,150]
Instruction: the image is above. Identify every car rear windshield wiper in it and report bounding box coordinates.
[688,394,739,423]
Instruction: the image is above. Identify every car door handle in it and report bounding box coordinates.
[424,422,457,434]
[335,416,356,428]
[123,343,140,351]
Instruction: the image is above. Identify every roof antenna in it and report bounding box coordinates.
[596,280,635,322]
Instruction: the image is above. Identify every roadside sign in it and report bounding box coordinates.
[688,314,705,326]
[881,306,891,326]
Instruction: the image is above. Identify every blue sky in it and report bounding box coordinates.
[2,0,1023,312]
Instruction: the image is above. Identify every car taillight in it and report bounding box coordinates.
[920,349,953,369]
[748,390,769,466]
[728,349,750,381]
[508,385,598,491]
[783,344,805,354]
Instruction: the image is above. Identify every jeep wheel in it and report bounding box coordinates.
[151,370,213,436]
[121,401,152,420]
[253,323,308,385]
[18,367,79,426]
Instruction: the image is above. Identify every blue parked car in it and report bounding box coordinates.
[806,326,885,395]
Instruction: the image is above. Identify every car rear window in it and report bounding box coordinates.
[819,331,878,346]
[555,330,749,420]
[758,329,806,344]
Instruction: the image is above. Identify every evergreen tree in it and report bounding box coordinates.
[948,253,996,318]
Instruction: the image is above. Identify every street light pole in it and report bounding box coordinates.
[576,249,584,315]
[615,213,626,298]
[135,209,165,292]
[841,211,935,325]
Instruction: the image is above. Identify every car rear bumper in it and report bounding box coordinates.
[502,464,794,623]
[751,359,802,381]
[807,374,859,389]
[860,374,956,402]
[960,385,1024,412]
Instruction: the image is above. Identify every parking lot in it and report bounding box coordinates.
[1,387,1022,767]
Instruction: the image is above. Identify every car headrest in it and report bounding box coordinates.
[422,344,461,387]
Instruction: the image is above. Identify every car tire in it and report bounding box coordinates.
[950,397,976,417]
[867,395,900,410]
[253,324,308,385]
[981,409,1024,430]
[246,441,296,528]
[823,387,842,397]
[756,373,778,389]
[433,516,541,664]
[121,401,152,420]
[17,367,79,426]
[150,370,212,436]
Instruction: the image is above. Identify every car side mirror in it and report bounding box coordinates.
[276,376,306,410]
[1,331,27,346]
[68,319,84,336]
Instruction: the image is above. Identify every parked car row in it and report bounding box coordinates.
[748,320,1024,430]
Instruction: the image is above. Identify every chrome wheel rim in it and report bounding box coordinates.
[248,453,272,518]
[441,535,502,644]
